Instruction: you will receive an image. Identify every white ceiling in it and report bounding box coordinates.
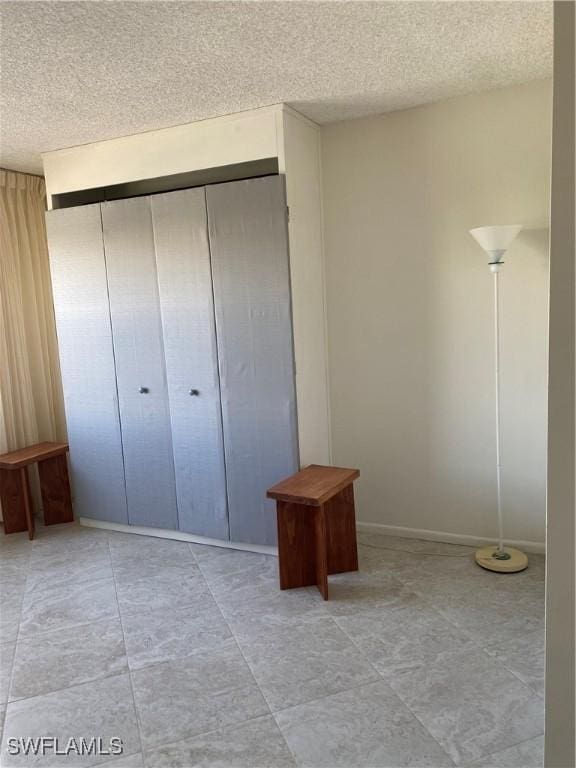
[0,1,552,175]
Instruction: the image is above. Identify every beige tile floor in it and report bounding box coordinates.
[0,523,545,767]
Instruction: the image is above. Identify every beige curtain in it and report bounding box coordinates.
[0,169,66,456]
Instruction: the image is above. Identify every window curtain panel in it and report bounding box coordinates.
[0,169,65,459]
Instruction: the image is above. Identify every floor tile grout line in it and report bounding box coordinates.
[334,601,542,710]
[0,541,61,712]
[120,615,234,675]
[1,528,545,767]
[4,529,214,709]
[24,569,115,590]
[268,676,418,764]
[192,546,441,763]
[103,543,209,630]
[189,543,273,702]
[108,546,199,564]
[0,558,32,578]
[407,584,544,654]
[1,540,134,715]
[406,588,518,655]
[267,673,460,767]
[7,669,134,708]
[231,612,382,716]
[86,748,143,768]
[337,554,545,765]
[330,592,538,708]
[2,547,32,715]
[14,540,246,684]
[269,675,385,719]
[106,535,147,761]
[117,595,213,624]
[187,543,303,762]
[463,732,545,766]
[187,549,298,749]
[481,625,545,652]
[124,635,236,677]
[15,596,121,643]
[9,611,123,646]
[477,646,545,699]
[363,677,458,767]
[116,559,365,684]
[329,601,458,767]
[332,571,544,766]
[139,712,287,766]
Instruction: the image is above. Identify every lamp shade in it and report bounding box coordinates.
[469,225,522,257]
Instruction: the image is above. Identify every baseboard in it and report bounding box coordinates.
[79,518,279,557]
[79,516,545,557]
[356,521,546,555]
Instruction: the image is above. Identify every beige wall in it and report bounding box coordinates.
[322,79,552,547]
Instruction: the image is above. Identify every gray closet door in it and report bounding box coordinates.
[101,197,178,530]
[46,204,128,524]
[206,176,299,546]
[151,188,229,539]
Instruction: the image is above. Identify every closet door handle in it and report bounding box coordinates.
[139,386,149,394]
[189,389,199,396]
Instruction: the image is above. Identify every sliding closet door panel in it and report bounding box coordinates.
[207,176,299,546]
[46,205,128,524]
[101,197,178,530]
[152,189,229,539]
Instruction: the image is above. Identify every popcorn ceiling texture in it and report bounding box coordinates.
[0,0,552,175]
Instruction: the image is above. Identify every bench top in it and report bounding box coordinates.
[0,442,69,469]
[267,464,360,506]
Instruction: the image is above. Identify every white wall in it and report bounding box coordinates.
[277,108,332,466]
[321,79,552,548]
[42,107,279,205]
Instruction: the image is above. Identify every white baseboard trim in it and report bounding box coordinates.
[79,518,278,557]
[79,516,545,557]
[356,521,546,555]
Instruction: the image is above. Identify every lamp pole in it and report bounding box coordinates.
[491,261,504,554]
[469,224,528,573]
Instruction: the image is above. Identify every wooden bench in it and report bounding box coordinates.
[0,442,73,540]
[267,464,360,600]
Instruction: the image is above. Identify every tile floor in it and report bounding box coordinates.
[0,523,545,768]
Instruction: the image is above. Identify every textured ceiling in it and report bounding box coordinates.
[0,1,552,175]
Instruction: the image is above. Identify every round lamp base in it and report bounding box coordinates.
[475,546,528,573]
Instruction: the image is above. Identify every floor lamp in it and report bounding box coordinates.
[469,224,528,573]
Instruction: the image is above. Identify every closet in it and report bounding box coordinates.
[46,176,298,547]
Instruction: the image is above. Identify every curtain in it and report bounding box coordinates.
[0,169,66,457]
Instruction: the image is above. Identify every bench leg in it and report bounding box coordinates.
[38,453,73,526]
[314,506,329,600]
[276,501,317,590]
[0,467,32,536]
[20,468,35,540]
[325,484,359,575]
[276,501,330,600]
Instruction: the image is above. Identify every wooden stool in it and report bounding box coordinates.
[267,465,360,600]
[0,442,73,540]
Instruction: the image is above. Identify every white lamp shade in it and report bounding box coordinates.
[469,225,522,255]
